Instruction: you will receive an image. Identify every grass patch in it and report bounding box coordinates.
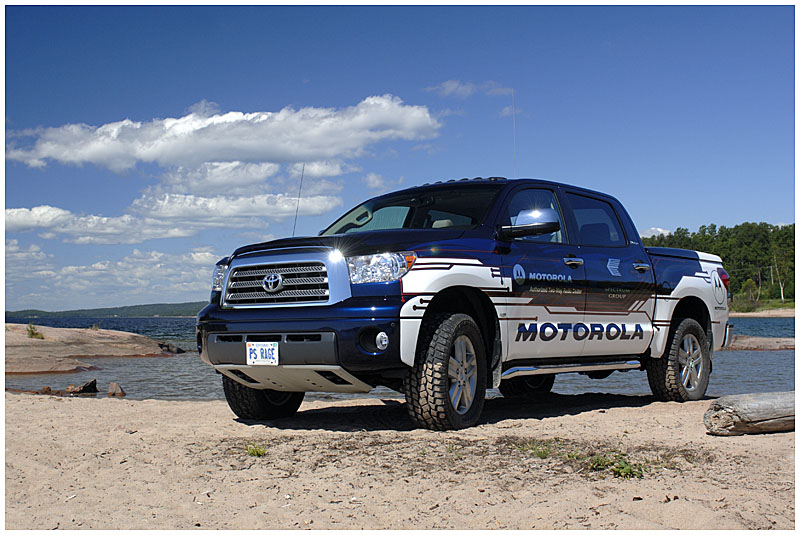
[510,438,655,479]
[730,298,794,313]
[26,323,44,339]
[245,444,267,457]
[514,439,555,459]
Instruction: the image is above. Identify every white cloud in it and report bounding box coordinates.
[424,80,479,99]
[640,227,672,238]
[7,95,440,171]
[425,80,513,99]
[363,172,402,191]
[131,192,342,221]
[5,239,54,278]
[162,161,280,195]
[483,80,513,96]
[6,206,204,244]
[7,247,223,309]
[499,105,523,117]
[288,160,357,179]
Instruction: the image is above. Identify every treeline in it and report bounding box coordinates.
[642,222,794,304]
[6,301,208,319]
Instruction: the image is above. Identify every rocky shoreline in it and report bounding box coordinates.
[723,334,794,351]
[4,323,182,374]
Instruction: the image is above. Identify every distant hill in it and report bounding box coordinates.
[5,301,208,319]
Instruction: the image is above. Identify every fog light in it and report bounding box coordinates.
[375,331,389,351]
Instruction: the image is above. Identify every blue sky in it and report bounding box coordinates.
[5,5,795,310]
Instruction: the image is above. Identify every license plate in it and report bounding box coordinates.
[246,342,279,365]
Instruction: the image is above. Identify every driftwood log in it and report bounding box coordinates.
[704,391,795,436]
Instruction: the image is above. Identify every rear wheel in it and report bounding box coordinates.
[404,313,487,430]
[222,375,305,420]
[646,317,711,401]
[499,374,555,399]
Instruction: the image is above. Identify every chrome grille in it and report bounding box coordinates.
[225,262,329,305]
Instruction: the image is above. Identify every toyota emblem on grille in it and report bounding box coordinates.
[262,273,284,293]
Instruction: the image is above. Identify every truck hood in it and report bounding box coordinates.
[231,228,468,258]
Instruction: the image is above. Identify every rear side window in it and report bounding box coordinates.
[567,193,627,247]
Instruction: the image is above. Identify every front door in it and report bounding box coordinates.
[499,188,587,362]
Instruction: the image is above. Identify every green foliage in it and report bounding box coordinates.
[245,444,267,457]
[588,452,644,479]
[6,301,208,319]
[643,222,795,302]
[26,323,44,339]
[515,439,554,459]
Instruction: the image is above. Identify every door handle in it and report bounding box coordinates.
[563,257,584,267]
[633,262,651,272]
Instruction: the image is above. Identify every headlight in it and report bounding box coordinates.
[346,252,416,284]
[211,264,228,291]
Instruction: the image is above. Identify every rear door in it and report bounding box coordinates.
[563,191,656,356]
[499,186,587,361]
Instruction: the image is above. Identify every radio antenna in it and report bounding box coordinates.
[292,163,305,237]
[511,88,517,178]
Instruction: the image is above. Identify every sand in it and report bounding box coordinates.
[5,392,794,530]
[5,324,166,374]
[730,308,794,318]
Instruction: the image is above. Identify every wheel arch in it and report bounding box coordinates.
[417,286,501,372]
[672,295,712,344]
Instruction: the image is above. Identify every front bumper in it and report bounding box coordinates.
[196,289,405,392]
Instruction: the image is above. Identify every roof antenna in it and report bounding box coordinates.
[292,163,305,237]
[511,88,517,178]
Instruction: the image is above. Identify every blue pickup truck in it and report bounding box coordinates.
[197,177,732,430]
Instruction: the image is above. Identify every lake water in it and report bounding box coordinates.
[5,316,795,401]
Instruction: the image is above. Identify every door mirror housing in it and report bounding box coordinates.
[498,208,561,240]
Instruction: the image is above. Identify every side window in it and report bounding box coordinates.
[567,193,627,247]
[501,189,565,243]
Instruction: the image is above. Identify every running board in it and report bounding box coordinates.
[501,360,641,380]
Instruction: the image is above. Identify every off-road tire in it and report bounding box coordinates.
[645,317,711,401]
[499,374,555,399]
[404,313,487,430]
[222,375,305,420]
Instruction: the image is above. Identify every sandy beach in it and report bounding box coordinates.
[5,392,794,530]
[729,307,794,318]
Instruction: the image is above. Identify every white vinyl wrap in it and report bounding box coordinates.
[399,257,509,366]
[396,255,728,367]
[649,258,729,358]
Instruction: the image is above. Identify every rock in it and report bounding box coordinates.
[5,323,165,374]
[72,379,98,394]
[39,386,52,395]
[157,342,185,354]
[724,335,794,351]
[108,382,126,397]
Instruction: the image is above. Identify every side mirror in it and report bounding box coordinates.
[498,208,561,240]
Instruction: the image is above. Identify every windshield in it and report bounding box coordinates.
[321,184,504,235]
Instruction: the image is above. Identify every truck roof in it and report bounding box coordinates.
[395,176,620,203]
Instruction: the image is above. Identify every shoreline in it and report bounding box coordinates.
[4,323,175,374]
[729,308,794,318]
[6,393,793,530]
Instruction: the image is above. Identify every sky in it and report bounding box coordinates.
[4,5,795,311]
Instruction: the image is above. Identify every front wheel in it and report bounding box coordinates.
[645,317,711,401]
[222,375,305,420]
[404,313,487,430]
